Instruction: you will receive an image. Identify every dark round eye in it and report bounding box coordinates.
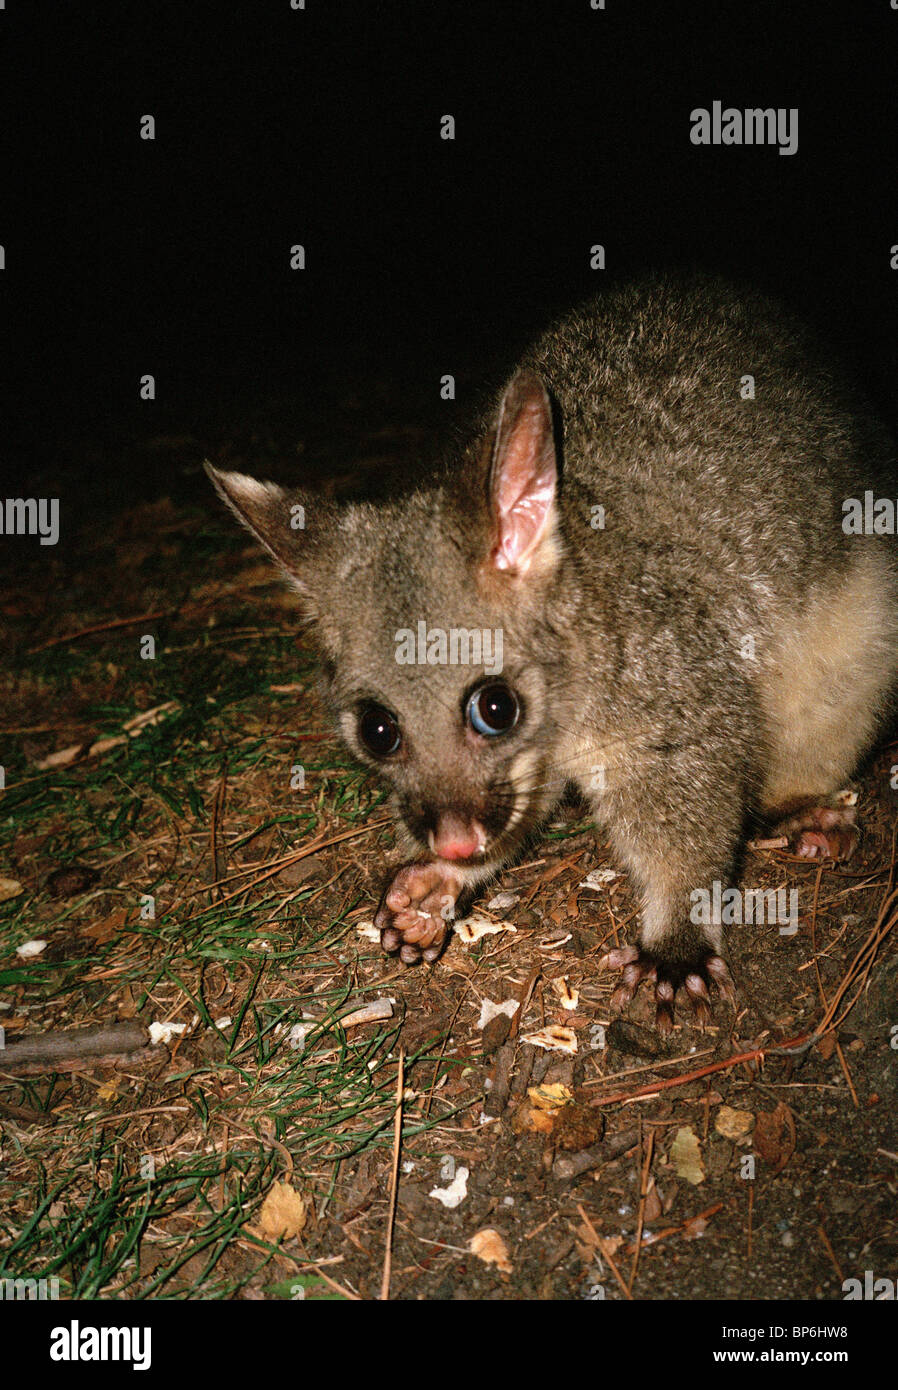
[466,682,520,737]
[358,704,401,757]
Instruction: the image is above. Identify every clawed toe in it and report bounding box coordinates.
[600,945,640,972]
[601,946,735,1030]
[771,800,859,862]
[603,948,657,1010]
[705,952,736,1002]
[793,825,858,860]
[684,972,712,1026]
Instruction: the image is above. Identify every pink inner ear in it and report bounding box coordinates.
[491,379,557,574]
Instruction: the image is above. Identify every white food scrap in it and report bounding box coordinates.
[579,868,619,889]
[429,1165,469,1208]
[148,1021,188,1045]
[522,1025,578,1054]
[15,938,47,958]
[551,977,579,1010]
[453,916,516,945]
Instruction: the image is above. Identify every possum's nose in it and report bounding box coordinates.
[428,812,487,861]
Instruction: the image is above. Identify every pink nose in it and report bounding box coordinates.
[431,814,486,861]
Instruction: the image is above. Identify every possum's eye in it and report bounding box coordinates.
[358,704,401,757]
[466,682,520,737]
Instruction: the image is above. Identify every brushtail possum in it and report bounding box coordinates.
[207,275,898,1029]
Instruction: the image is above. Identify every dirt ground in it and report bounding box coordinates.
[1,400,897,1303]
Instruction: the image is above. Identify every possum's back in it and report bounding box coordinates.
[522,275,893,600]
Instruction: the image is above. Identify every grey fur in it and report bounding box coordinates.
[208,274,898,1015]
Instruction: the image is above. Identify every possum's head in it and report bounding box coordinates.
[207,371,579,872]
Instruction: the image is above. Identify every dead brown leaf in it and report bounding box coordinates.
[81,907,132,943]
[753,1102,796,1173]
[469,1228,512,1274]
[257,1182,308,1240]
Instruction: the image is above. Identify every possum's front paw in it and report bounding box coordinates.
[600,945,735,1033]
[374,861,463,965]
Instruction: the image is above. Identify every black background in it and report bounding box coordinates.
[2,0,897,479]
[1,5,897,1333]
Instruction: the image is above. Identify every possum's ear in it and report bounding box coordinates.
[485,370,560,579]
[205,462,324,612]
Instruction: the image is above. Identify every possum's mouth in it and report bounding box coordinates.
[413,801,543,873]
[398,769,556,873]
[425,819,487,862]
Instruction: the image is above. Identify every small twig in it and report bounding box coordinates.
[627,1127,655,1295]
[218,1123,230,1209]
[815,887,898,1036]
[381,1047,405,1301]
[482,963,541,1118]
[577,1203,632,1301]
[552,1127,641,1180]
[28,610,169,653]
[299,1264,361,1302]
[816,1210,845,1285]
[833,1039,859,1108]
[588,1043,776,1106]
[627,1202,723,1254]
[209,759,228,903]
[584,1048,716,1088]
[0,1022,150,1072]
[511,965,541,1040]
[808,865,858,1105]
[483,1042,517,1119]
[241,1245,359,1302]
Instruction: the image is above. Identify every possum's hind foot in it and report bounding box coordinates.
[599,945,735,1033]
[769,795,859,861]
